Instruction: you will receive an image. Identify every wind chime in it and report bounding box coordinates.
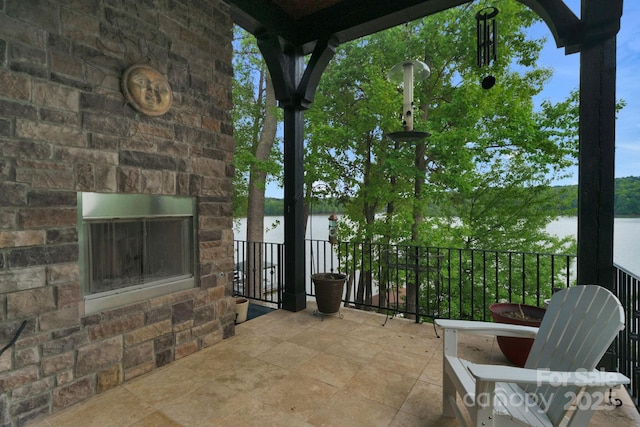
[476,6,499,89]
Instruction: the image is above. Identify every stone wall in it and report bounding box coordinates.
[0,1,235,426]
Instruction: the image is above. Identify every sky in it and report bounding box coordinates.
[264,0,640,198]
[530,0,640,185]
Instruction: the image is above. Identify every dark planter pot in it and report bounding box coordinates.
[489,303,546,367]
[311,273,347,314]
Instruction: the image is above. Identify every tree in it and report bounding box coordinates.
[615,176,640,215]
[304,0,580,316]
[232,28,282,296]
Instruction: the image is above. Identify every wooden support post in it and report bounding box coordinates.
[577,0,622,371]
[281,104,307,311]
[257,34,337,311]
[577,32,617,292]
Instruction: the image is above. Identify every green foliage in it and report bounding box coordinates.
[250,197,343,216]
[551,176,640,216]
[615,176,640,215]
[253,175,640,217]
[262,198,282,216]
[232,28,283,217]
[548,185,577,215]
[302,0,584,311]
[306,1,578,247]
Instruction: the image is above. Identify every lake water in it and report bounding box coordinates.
[546,216,640,276]
[234,215,640,276]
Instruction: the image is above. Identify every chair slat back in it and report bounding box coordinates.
[523,285,625,425]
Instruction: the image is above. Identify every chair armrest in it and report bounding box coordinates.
[435,319,539,339]
[468,363,630,387]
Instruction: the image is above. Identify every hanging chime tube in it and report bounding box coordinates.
[475,6,499,89]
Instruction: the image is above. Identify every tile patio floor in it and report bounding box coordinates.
[31,303,639,427]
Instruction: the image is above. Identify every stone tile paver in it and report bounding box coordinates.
[34,304,640,427]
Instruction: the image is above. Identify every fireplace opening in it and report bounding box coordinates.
[79,192,197,314]
[88,217,193,293]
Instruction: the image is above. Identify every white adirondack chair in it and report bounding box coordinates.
[435,285,630,427]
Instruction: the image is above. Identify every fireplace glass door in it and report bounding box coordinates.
[88,217,193,295]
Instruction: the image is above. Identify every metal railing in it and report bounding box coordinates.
[233,238,575,316]
[615,264,640,410]
[233,240,283,307]
[307,239,574,321]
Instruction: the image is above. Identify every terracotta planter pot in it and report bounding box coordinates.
[489,303,546,367]
[311,273,347,314]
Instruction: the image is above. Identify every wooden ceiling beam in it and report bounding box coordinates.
[226,0,610,56]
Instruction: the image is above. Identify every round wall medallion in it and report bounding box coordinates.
[121,64,172,116]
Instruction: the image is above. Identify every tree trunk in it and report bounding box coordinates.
[246,72,277,298]
[406,141,427,320]
[355,134,375,309]
[380,140,400,311]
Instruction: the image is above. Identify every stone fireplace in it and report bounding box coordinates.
[0,1,236,426]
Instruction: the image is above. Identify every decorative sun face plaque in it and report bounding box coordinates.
[121,64,172,116]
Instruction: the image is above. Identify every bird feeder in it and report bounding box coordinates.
[387,59,431,142]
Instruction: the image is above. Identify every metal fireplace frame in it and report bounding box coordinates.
[78,192,198,314]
